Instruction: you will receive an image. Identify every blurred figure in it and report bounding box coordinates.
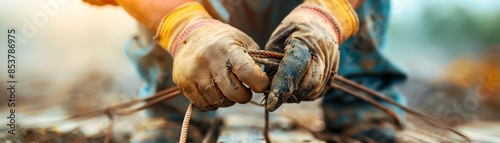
[438,45,500,120]
[477,46,500,110]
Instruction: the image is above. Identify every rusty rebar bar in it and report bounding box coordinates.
[334,76,471,142]
[42,50,469,143]
[330,83,402,129]
[114,89,180,115]
[103,111,114,143]
[252,57,280,68]
[264,109,272,143]
[67,87,180,120]
[180,103,194,143]
[248,50,284,59]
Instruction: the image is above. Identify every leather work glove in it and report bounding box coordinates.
[82,0,117,6]
[155,3,269,111]
[265,0,359,111]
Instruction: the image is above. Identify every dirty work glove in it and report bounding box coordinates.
[82,0,117,6]
[265,0,359,111]
[155,3,269,111]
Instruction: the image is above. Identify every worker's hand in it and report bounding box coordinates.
[155,3,269,111]
[265,0,359,111]
[82,0,117,6]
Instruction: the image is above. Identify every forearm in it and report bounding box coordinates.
[116,0,196,31]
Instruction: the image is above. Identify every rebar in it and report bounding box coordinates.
[330,83,402,129]
[248,50,284,59]
[334,76,471,142]
[103,111,114,143]
[40,50,470,143]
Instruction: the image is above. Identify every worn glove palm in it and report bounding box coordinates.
[265,0,359,111]
[155,3,269,111]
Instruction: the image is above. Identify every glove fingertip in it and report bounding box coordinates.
[266,40,312,111]
[266,92,282,112]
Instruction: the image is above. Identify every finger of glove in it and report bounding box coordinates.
[266,38,311,111]
[214,68,253,104]
[228,47,270,93]
[178,80,216,111]
[197,77,234,108]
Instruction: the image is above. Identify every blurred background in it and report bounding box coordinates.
[0,0,499,142]
[386,0,500,122]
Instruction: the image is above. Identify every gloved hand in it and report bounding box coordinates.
[155,3,269,111]
[265,0,359,111]
[82,0,117,6]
